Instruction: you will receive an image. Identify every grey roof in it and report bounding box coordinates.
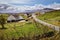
[7,15,24,21]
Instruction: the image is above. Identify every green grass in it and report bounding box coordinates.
[37,10,60,26]
[0,21,53,40]
[0,13,58,40]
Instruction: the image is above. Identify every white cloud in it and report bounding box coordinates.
[0,0,33,4]
[8,3,60,11]
[46,3,60,9]
[0,0,60,10]
[0,2,60,12]
[16,4,45,11]
[11,0,31,4]
[19,3,59,10]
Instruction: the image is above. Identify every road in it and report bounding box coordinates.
[32,14,60,31]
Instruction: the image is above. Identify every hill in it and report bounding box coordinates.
[37,10,60,26]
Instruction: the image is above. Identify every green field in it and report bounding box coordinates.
[0,13,60,40]
[0,19,54,40]
[37,10,60,26]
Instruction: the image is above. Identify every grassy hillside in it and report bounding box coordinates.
[0,21,54,40]
[37,10,60,26]
[0,14,54,40]
[0,13,59,40]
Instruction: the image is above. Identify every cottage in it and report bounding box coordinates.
[7,15,24,23]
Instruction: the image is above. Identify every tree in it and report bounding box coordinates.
[0,15,6,29]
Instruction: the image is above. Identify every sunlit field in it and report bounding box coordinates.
[37,10,60,26]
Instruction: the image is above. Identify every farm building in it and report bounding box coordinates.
[7,15,24,23]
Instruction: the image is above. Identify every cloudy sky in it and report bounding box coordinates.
[0,0,60,12]
[0,0,60,6]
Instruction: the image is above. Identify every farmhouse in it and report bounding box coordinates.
[7,15,24,23]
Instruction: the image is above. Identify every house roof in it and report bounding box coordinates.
[7,15,16,21]
[7,15,24,21]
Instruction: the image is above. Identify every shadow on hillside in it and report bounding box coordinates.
[0,28,7,30]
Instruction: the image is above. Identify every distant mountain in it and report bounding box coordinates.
[0,3,60,13]
[43,8,54,10]
[41,8,54,12]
